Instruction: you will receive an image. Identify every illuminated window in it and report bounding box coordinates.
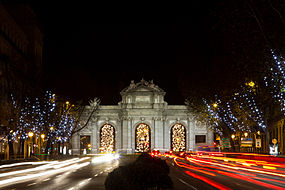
[100,124,115,153]
[135,123,151,152]
[171,123,186,152]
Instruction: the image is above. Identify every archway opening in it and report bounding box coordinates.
[80,135,90,155]
[171,123,186,152]
[135,123,151,152]
[99,124,115,153]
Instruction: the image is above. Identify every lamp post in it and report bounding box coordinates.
[231,134,236,152]
[28,132,34,157]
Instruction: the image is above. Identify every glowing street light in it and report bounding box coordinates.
[41,134,45,139]
[66,101,69,105]
[213,103,218,108]
[246,81,255,88]
[231,134,235,139]
[28,132,34,138]
[244,132,248,137]
[50,126,54,131]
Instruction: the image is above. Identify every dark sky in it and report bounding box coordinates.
[28,1,285,105]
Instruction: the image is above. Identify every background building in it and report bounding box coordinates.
[0,3,43,159]
[72,79,214,154]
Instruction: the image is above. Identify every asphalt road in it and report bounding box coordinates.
[1,154,285,190]
[163,154,285,190]
[0,154,135,190]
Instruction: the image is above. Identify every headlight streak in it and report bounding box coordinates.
[0,161,52,169]
[68,177,93,190]
[0,157,90,178]
[0,158,90,188]
[91,153,119,164]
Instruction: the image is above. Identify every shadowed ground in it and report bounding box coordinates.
[105,153,173,190]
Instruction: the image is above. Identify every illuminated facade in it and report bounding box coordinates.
[72,79,214,154]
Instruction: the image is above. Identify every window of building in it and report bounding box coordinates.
[195,135,206,143]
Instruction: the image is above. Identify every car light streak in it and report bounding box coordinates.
[0,157,90,178]
[187,157,285,178]
[0,161,90,188]
[186,157,257,177]
[253,177,285,185]
[174,157,216,176]
[217,170,285,190]
[0,161,52,169]
[91,153,119,164]
[184,171,232,190]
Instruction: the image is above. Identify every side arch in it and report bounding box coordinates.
[99,124,115,153]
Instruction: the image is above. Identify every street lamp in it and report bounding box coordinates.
[41,134,45,139]
[244,132,248,137]
[213,103,218,108]
[28,132,34,157]
[231,134,235,139]
[28,132,34,137]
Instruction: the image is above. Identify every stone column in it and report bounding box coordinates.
[72,133,80,155]
[91,122,97,154]
[127,117,132,153]
[207,127,214,146]
[189,119,195,151]
[122,118,129,154]
[163,117,165,149]
[155,117,163,150]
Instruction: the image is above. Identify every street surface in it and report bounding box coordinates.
[0,154,132,190]
[163,152,285,190]
[0,153,285,190]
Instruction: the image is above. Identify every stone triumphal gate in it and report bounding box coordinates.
[71,79,214,154]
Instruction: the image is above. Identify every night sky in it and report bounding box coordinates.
[28,1,285,105]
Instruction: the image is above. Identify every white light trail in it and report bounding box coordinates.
[0,161,90,188]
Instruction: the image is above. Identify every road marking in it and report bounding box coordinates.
[100,171,103,174]
[177,178,198,190]
[94,174,98,177]
[27,182,37,186]
[56,175,62,177]
[43,178,50,182]
[78,181,86,186]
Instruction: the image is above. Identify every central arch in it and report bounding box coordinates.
[171,123,186,152]
[99,124,115,153]
[135,123,151,152]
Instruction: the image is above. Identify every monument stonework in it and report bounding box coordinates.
[71,79,213,154]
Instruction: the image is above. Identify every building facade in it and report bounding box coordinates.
[71,79,214,154]
[0,3,43,159]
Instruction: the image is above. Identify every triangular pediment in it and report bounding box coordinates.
[133,86,153,92]
[120,79,165,95]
